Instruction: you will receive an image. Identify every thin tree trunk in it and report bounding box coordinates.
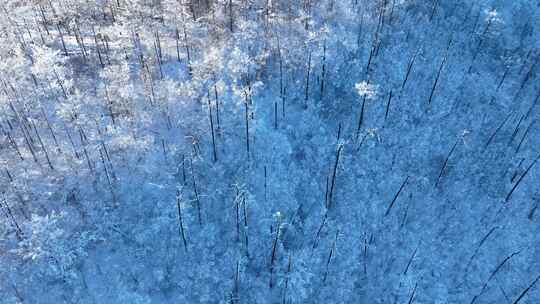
[176,189,188,251]
[208,92,217,162]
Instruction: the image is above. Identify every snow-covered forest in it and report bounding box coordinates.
[0,0,539,303]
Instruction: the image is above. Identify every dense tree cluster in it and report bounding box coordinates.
[0,0,539,303]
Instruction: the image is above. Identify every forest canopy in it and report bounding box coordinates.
[0,0,540,303]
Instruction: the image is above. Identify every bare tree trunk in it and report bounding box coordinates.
[320,40,326,98]
[92,26,105,68]
[244,94,250,159]
[229,0,233,32]
[56,23,68,56]
[207,92,217,162]
[183,24,193,74]
[269,217,281,289]
[31,120,54,170]
[304,50,312,108]
[176,189,188,251]
[190,156,203,225]
[327,144,343,209]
